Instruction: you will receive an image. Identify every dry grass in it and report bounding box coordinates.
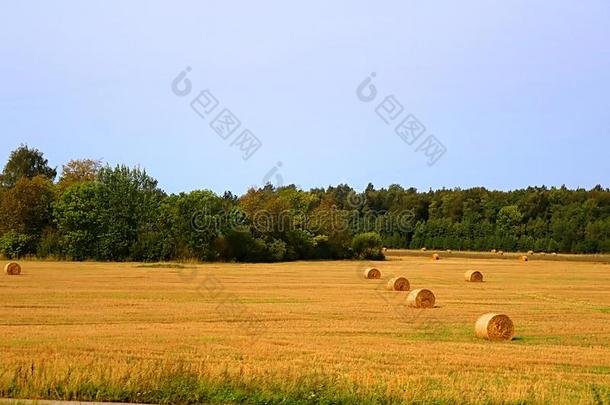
[1,253,609,404]
[389,249,610,264]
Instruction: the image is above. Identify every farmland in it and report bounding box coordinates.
[1,252,610,404]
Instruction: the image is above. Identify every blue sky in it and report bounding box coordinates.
[1,1,609,194]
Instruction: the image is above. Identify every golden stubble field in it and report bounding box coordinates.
[1,252,609,404]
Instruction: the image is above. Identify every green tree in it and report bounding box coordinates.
[497,205,523,236]
[54,182,102,260]
[0,176,55,240]
[1,145,57,187]
[96,165,165,260]
[160,190,224,261]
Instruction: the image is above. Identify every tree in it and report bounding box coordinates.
[0,176,55,238]
[160,190,225,261]
[54,182,102,260]
[496,205,523,236]
[95,165,165,260]
[57,159,102,193]
[1,145,57,187]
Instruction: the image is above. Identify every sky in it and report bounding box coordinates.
[0,1,609,195]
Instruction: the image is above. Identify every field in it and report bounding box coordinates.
[1,252,610,404]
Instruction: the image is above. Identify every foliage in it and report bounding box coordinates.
[351,232,384,260]
[0,231,33,259]
[0,176,55,256]
[95,165,165,260]
[57,159,102,193]
[2,145,610,261]
[0,144,56,187]
[54,182,103,260]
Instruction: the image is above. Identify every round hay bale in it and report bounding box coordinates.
[5,262,21,276]
[497,250,504,255]
[407,288,436,308]
[465,270,483,282]
[491,249,497,254]
[446,249,452,254]
[382,247,388,254]
[421,247,427,252]
[520,255,529,262]
[475,313,515,341]
[527,250,534,256]
[431,253,440,261]
[552,252,558,256]
[363,267,381,279]
[386,277,410,291]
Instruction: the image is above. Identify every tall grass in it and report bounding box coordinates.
[2,359,608,404]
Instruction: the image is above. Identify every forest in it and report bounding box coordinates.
[1,145,609,262]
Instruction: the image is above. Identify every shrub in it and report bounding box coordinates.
[0,231,34,259]
[224,230,268,262]
[131,230,166,262]
[351,232,384,260]
[312,234,331,259]
[36,228,62,258]
[267,239,287,262]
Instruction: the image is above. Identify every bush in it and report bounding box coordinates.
[224,230,268,262]
[284,229,316,260]
[267,239,287,262]
[37,228,62,258]
[312,234,331,259]
[351,232,384,260]
[0,231,34,259]
[131,230,166,262]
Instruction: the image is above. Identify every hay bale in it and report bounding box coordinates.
[446,249,452,254]
[491,249,497,254]
[363,267,381,279]
[520,255,529,262]
[386,277,410,291]
[475,313,515,341]
[527,250,534,256]
[497,250,504,255]
[465,270,483,282]
[431,253,440,261]
[552,252,558,256]
[421,247,427,252]
[382,247,388,254]
[4,262,21,276]
[407,288,436,308]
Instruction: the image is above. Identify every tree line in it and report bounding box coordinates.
[1,145,609,262]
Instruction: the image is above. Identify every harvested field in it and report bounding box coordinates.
[1,253,610,404]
